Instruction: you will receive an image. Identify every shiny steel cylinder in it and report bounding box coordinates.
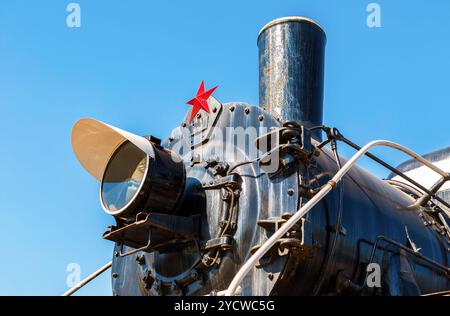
[258,17,326,140]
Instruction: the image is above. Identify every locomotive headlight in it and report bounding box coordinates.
[100,141,149,215]
[71,118,185,219]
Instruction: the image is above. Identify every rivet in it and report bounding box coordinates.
[196,113,201,119]
[112,273,119,279]
[230,106,235,112]
[245,107,250,114]
[212,107,217,113]
[287,188,295,196]
[258,115,264,121]
[268,273,274,281]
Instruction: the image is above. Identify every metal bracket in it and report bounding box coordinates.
[202,174,241,190]
[204,236,234,251]
[255,123,315,175]
[189,97,223,149]
[251,216,307,268]
[103,212,200,253]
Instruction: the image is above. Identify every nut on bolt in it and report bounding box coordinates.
[136,254,145,265]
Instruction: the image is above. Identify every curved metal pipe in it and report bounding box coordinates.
[385,179,424,197]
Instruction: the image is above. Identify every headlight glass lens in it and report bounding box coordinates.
[101,141,148,213]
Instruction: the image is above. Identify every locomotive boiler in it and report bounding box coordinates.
[70,16,450,296]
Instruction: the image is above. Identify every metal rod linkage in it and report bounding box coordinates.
[337,134,450,210]
[367,236,450,277]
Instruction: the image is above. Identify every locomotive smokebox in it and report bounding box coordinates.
[258,16,326,140]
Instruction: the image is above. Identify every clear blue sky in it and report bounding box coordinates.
[1,0,449,295]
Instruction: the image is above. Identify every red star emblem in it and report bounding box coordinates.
[186,81,218,123]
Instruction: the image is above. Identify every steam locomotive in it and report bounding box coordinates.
[70,17,450,296]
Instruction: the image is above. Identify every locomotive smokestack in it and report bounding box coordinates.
[258,17,326,140]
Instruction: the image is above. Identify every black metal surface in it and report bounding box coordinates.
[141,144,186,216]
[109,99,450,296]
[111,102,300,296]
[367,236,450,277]
[74,16,450,296]
[258,17,326,140]
[273,145,450,295]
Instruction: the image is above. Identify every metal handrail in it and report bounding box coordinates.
[225,139,450,296]
[334,132,450,210]
[62,261,112,296]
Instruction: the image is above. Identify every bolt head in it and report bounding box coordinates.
[190,271,199,280]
